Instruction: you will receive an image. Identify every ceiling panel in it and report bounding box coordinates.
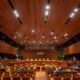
[0,0,80,47]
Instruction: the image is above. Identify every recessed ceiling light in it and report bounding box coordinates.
[14,36,17,39]
[16,32,22,38]
[15,31,18,34]
[64,33,68,37]
[45,10,49,16]
[42,35,44,39]
[42,34,45,39]
[70,12,75,18]
[13,10,19,18]
[53,36,57,39]
[50,31,54,35]
[74,8,79,13]
[32,29,35,33]
[46,5,50,10]
[33,40,35,43]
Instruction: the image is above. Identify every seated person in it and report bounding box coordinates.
[0,64,6,72]
[35,66,48,80]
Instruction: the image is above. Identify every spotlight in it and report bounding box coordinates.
[70,12,75,18]
[46,5,50,10]
[74,8,79,13]
[32,29,35,33]
[13,10,19,18]
[45,10,49,16]
[64,33,68,37]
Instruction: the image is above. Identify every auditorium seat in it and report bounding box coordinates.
[2,72,11,80]
[73,73,80,80]
[11,72,20,80]
[0,72,2,76]
[22,77,30,80]
[54,76,62,80]
[73,77,80,80]
[3,77,11,80]
[73,75,80,80]
[63,77,71,80]
[12,77,20,80]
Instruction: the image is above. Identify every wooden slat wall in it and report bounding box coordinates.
[0,41,17,54]
[63,42,80,54]
[22,50,58,60]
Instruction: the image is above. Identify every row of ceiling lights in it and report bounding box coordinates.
[44,4,50,22]
[13,3,80,24]
[13,1,80,45]
[13,10,19,18]
[44,0,51,22]
[69,5,80,18]
[13,31,69,45]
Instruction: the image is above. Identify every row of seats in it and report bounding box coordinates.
[0,72,80,80]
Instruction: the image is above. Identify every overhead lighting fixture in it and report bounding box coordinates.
[46,5,50,10]
[42,36,44,39]
[15,32,22,38]
[64,33,68,37]
[42,35,45,39]
[15,31,18,34]
[33,40,36,43]
[45,10,49,16]
[42,33,45,39]
[32,29,35,33]
[13,10,19,18]
[53,36,57,39]
[44,0,51,23]
[74,8,79,13]
[70,12,75,18]
[14,36,17,39]
[50,31,54,35]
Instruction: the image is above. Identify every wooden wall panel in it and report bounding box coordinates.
[63,42,80,54]
[0,41,17,54]
[22,50,58,60]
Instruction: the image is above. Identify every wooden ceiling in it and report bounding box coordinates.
[0,0,80,47]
